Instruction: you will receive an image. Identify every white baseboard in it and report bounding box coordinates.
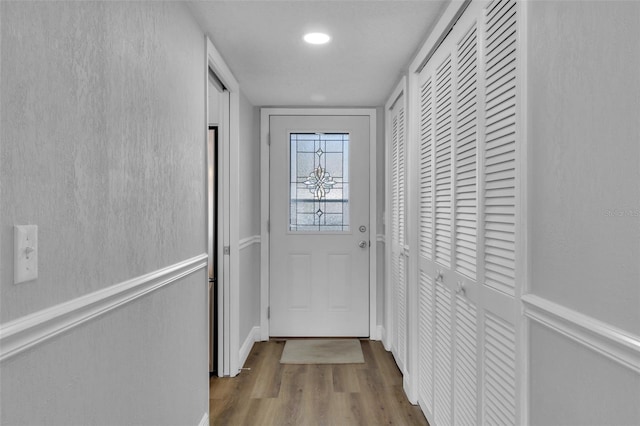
[403,371,418,405]
[198,412,209,426]
[372,324,383,341]
[379,325,393,351]
[239,326,260,370]
[0,254,208,362]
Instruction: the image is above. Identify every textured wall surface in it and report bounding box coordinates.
[529,0,640,333]
[1,1,206,322]
[1,1,208,424]
[530,323,640,426]
[528,2,640,425]
[239,92,260,240]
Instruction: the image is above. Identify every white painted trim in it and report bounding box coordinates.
[260,108,378,340]
[198,412,209,426]
[239,326,260,370]
[409,0,471,73]
[384,81,395,361]
[403,371,418,405]
[260,108,271,341]
[376,325,384,344]
[380,325,392,351]
[522,294,640,374]
[0,254,208,363]
[206,37,241,377]
[206,38,239,93]
[368,108,379,340]
[239,235,261,251]
[517,2,531,424]
[405,62,419,405]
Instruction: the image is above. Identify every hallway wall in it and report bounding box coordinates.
[527,2,640,424]
[0,2,208,424]
[238,92,261,348]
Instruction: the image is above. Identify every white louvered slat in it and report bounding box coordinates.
[418,272,434,406]
[410,1,521,425]
[397,253,407,369]
[435,56,453,268]
[390,99,407,372]
[397,105,407,369]
[434,282,452,426]
[392,114,399,247]
[483,312,516,425]
[419,78,434,260]
[390,111,400,357]
[454,295,478,426]
[455,23,478,280]
[483,0,517,295]
[398,106,406,248]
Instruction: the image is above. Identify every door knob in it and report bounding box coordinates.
[358,240,368,248]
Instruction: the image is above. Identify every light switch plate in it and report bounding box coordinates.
[14,225,38,284]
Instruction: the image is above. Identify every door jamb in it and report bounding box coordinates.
[206,37,241,377]
[260,108,378,340]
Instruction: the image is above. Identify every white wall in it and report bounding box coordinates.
[527,1,640,424]
[238,92,261,347]
[0,2,208,424]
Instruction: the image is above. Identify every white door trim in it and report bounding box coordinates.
[260,108,378,340]
[206,37,241,377]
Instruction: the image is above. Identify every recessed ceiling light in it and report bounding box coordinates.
[304,32,331,45]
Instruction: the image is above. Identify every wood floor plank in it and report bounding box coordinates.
[331,364,361,393]
[210,340,429,426]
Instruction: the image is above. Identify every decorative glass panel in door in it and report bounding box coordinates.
[289,133,350,232]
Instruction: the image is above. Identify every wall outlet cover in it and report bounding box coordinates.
[14,225,38,284]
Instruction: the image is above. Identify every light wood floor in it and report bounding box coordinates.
[210,339,429,426]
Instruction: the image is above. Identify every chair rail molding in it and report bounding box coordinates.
[239,235,261,251]
[522,294,640,374]
[0,254,208,362]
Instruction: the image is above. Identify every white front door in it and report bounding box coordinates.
[269,115,370,337]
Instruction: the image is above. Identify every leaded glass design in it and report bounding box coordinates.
[290,133,349,232]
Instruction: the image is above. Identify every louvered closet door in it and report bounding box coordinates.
[415,0,521,425]
[390,96,408,373]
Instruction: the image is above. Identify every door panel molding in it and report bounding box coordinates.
[260,108,377,340]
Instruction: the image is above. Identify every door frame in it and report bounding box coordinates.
[260,108,378,340]
[206,37,241,377]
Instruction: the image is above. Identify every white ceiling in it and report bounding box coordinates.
[187,0,449,107]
